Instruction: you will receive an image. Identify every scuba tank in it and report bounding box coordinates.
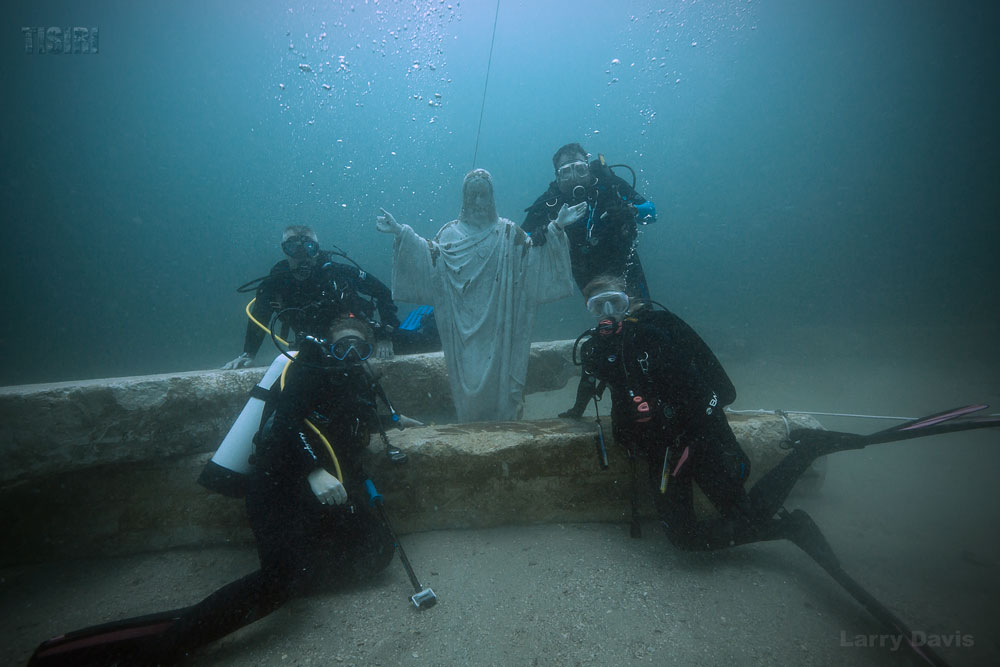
[198,352,291,498]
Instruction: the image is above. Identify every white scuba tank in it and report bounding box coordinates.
[198,352,294,497]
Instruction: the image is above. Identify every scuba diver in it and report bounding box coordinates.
[30,317,400,666]
[222,225,401,369]
[524,143,658,419]
[569,274,1000,667]
[521,142,657,298]
[570,274,1000,548]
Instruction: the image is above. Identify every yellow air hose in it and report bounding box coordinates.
[305,419,343,483]
[278,354,343,482]
[246,297,290,347]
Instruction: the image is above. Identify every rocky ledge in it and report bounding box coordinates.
[0,341,821,565]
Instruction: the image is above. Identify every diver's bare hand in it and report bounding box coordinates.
[221,352,252,370]
[397,414,424,428]
[374,339,394,360]
[308,468,348,505]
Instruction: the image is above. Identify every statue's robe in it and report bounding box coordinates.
[392,217,575,421]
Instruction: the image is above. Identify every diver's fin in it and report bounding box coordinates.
[886,404,988,431]
[399,305,433,331]
[784,428,867,455]
[864,403,996,445]
[28,607,186,667]
[787,403,999,454]
[781,510,950,667]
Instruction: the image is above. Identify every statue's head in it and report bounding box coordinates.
[460,168,498,229]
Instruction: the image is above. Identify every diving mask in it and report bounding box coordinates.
[556,160,590,182]
[586,291,630,319]
[330,335,373,362]
[282,236,319,258]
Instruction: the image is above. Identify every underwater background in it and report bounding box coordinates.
[3,3,1000,665]
[1,0,998,386]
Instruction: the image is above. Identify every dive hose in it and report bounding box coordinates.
[278,355,344,482]
[246,297,290,347]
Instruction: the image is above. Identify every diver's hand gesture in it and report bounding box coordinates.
[308,468,348,505]
[376,207,403,235]
[552,202,588,231]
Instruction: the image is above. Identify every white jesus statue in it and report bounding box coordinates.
[376,168,586,422]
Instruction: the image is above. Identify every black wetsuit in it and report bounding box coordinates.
[153,343,394,662]
[578,306,822,551]
[244,251,399,356]
[522,160,652,297]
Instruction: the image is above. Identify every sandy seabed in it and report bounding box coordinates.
[2,325,998,666]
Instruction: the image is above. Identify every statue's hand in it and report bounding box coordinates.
[553,202,588,230]
[376,207,402,235]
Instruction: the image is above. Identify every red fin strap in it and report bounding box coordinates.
[671,446,690,477]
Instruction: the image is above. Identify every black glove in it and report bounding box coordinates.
[559,375,598,419]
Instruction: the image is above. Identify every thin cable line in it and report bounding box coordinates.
[472,0,500,169]
[725,408,917,421]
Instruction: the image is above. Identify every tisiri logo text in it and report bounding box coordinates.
[22,27,99,54]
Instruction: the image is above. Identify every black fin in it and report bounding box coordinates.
[788,404,999,451]
[783,510,950,667]
[866,405,999,446]
[874,404,988,436]
[785,429,867,455]
[28,608,186,667]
